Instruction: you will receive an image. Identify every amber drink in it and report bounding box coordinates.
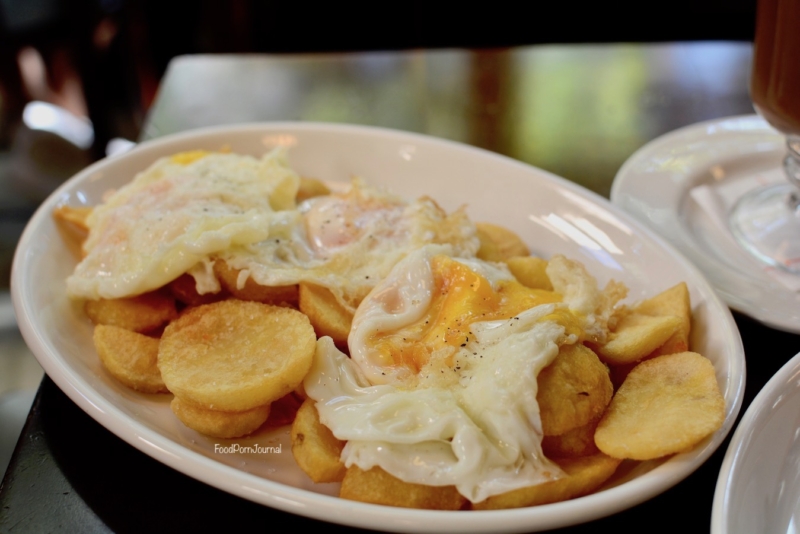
[729,0,800,273]
[750,0,800,136]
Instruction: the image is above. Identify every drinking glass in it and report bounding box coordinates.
[729,0,800,274]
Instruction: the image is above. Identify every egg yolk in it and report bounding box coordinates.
[368,255,583,374]
[170,150,211,165]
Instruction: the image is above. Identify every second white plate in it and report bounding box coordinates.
[611,115,800,333]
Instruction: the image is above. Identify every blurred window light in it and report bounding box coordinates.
[22,101,94,150]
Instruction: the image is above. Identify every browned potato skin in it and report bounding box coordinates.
[85,291,178,333]
[170,396,270,439]
[291,399,346,483]
[213,260,298,306]
[537,343,613,436]
[340,466,467,510]
[93,324,168,393]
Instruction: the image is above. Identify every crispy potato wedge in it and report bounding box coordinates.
[214,260,298,306]
[85,291,178,333]
[291,399,346,483]
[475,222,529,262]
[472,453,621,510]
[595,351,725,460]
[297,176,332,203]
[542,418,601,458]
[298,283,353,345]
[170,396,270,438]
[158,300,316,411]
[505,256,553,291]
[538,343,613,436]
[594,313,682,366]
[635,282,691,357]
[340,466,467,510]
[93,324,168,393]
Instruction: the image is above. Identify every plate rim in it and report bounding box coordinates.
[610,113,799,334]
[12,121,746,533]
[711,350,800,534]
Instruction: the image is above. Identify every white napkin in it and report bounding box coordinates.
[689,169,800,292]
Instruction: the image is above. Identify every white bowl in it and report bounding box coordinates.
[11,122,745,533]
[712,350,800,534]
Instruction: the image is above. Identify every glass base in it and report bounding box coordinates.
[730,183,800,274]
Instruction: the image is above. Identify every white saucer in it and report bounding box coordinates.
[611,115,800,333]
[711,350,800,534]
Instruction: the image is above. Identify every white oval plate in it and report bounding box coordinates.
[12,123,744,533]
[712,350,800,534]
[610,114,800,333]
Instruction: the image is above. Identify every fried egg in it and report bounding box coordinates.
[67,149,300,300]
[217,179,480,312]
[304,247,600,503]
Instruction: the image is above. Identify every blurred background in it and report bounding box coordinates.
[0,0,757,475]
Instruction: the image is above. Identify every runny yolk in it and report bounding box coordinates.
[369,255,583,374]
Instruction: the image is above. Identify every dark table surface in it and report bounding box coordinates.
[3,42,800,533]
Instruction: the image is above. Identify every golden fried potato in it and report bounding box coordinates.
[214,260,298,306]
[85,291,178,333]
[542,418,600,459]
[594,351,725,460]
[537,343,613,436]
[594,313,683,366]
[475,222,529,262]
[53,205,92,258]
[168,273,224,306]
[505,256,553,291]
[93,324,168,393]
[635,282,691,357]
[291,399,346,483]
[298,283,353,345]
[296,176,332,203]
[340,466,467,510]
[158,300,316,411]
[472,453,621,510]
[170,396,270,438]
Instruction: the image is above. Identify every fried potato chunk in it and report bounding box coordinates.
[170,396,270,439]
[53,205,92,258]
[85,291,178,333]
[168,273,224,306]
[214,260,298,306]
[594,351,725,460]
[296,176,331,203]
[594,313,682,366]
[635,282,691,357]
[475,222,529,262]
[542,418,600,459]
[158,300,316,411]
[538,343,613,436]
[505,256,553,291]
[472,454,621,510]
[340,466,467,510]
[298,283,353,345]
[93,324,168,393]
[291,399,346,483]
